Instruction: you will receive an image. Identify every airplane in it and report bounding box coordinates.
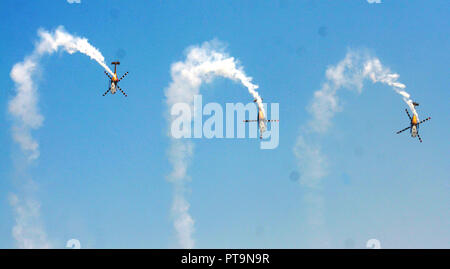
[243,99,279,139]
[396,102,431,143]
[103,61,129,97]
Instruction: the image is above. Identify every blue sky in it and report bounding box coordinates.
[0,0,448,248]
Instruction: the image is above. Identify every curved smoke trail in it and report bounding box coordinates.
[293,49,416,246]
[306,50,417,135]
[10,25,113,161]
[8,26,111,248]
[165,40,263,248]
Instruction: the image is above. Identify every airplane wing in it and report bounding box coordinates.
[102,88,111,96]
[405,109,412,120]
[118,72,129,82]
[117,85,128,97]
[266,120,279,122]
[104,71,112,80]
[417,117,431,125]
[243,120,258,122]
[396,126,411,134]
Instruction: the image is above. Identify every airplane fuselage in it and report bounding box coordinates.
[110,73,118,94]
[411,125,418,137]
[410,114,418,137]
[257,110,267,139]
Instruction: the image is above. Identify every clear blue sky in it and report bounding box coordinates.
[0,0,448,248]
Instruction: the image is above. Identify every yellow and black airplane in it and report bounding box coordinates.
[103,61,129,97]
[396,102,431,143]
[243,99,279,139]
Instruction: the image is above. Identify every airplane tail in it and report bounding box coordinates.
[111,61,120,74]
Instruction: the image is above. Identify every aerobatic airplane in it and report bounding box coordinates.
[396,102,431,143]
[243,99,279,139]
[103,61,129,97]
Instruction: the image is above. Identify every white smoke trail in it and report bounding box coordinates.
[9,194,52,249]
[165,40,263,248]
[9,25,113,161]
[8,26,111,248]
[363,58,418,118]
[307,50,417,135]
[294,49,415,246]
